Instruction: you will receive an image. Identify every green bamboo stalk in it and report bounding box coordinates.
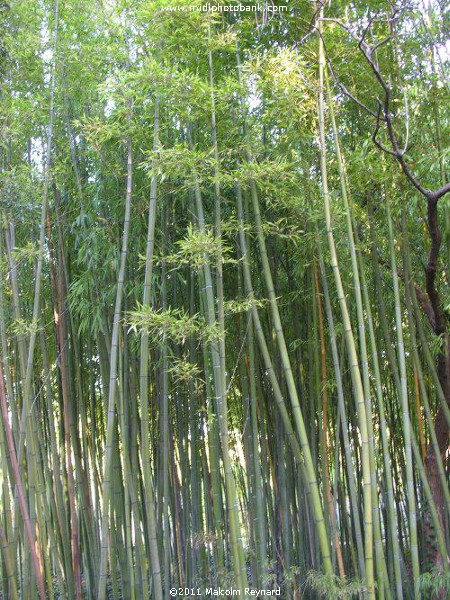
[0,521,18,600]
[247,317,267,584]
[161,216,171,599]
[356,250,404,599]
[98,133,134,600]
[246,150,334,578]
[207,20,227,421]
[0,360,46,599]
[118,328,136,600]
[235,184,302,463]
[313,262,345,579]
[203,337,226,576]
[188,124,248,593]
[52,190,83,600]
[317,13,374,595]
[39,330,74,598]
[139,89,164,600]
[234,179,331,583]
[0,339,18,599]
[386,198,420,596]
[317,240,366,580]
[326,73,390,597]
[234,42,333,576]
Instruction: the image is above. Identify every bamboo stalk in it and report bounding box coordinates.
[317,12,374,595]
[0,359,46,600]
[98,133,134,600]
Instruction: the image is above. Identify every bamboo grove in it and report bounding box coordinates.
[0,0,449,598]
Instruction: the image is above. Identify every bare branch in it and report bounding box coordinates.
[371,35,392,55]
[317,26,381,119]
[359,41,390,93]
[373,101,397,156]
[318,14,450,203]
[356,39,447,199]
[359,12,379,47]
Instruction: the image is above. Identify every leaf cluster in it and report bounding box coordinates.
[127,304,221,345]
[159,224,237,270]
[223,297,267,316]
[306,570,368,599]
[418,569,450,599]
[168,357,204,385]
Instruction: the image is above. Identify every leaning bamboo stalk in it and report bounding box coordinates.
[235,184,301,458]
[10,4,59,592]
[19,0,59,459]
[234,43,333,576]
[235,181,327,574]
[356,248,404,598]
[317,239,366,579]
[326,74,390,597]
[2,222,28,419]
[317,13,374,595]
[0,331,18,599]
[0,359,45,600]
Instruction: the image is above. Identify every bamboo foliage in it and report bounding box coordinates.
[0,1,448,599]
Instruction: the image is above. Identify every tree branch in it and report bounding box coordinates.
[318,16,450,203]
